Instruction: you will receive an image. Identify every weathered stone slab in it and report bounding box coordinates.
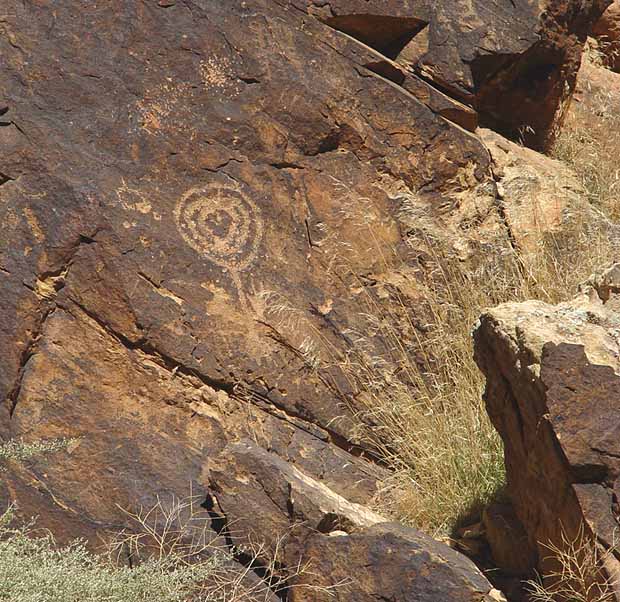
[474,265,620,595]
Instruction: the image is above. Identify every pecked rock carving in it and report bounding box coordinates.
[0,0,611,599]
[174,181,264,309]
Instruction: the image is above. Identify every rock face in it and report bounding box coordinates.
[479,127,591,254]
[474,265,620,596]
[310,0,612,148]
[593,0,620,71]
[290,523,501,602]
[0,0,610,598]
[482,502,536,578]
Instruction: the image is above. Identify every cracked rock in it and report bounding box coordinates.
[474,263,620,596]
[0,0,612,599]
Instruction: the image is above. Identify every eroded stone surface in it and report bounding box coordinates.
[304,0,612,148]
[289,522,497,602]
[474,264,620,595]
[480,127,592,254]
[0,0,610,598]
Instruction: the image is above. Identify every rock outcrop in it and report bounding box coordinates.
[290,523,503,602]
[593,0,620,71]
[0,0,611,598]
[475,265,620,596]
[479,127,593,255]
[311,0,612,148]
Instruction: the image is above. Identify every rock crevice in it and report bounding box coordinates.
[0,0,612,599]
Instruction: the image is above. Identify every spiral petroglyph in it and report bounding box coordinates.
[174,183,263,269]
[174,182,264,309]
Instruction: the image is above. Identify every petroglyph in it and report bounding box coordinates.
[136,80,190,135]
[136,58,239,137]
[116,178,150,213]
[22,207,45,243]
[174,182,264,310]
[200,56,240,96]
[174,183,263,270]
[116,178,162,220]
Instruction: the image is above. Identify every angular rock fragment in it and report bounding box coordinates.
[209,440,500,601]
[474,264,620,595]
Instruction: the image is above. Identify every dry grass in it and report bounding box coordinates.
[583,37,620,74]
[331,51,620,536]
[260,178,616,538]
[340,251,508,535]
[552,124,620,221]
[527,526,618,602]
[258,201,616,538]
[0,495,338,602]
[341,218,615,536]
[551,61,620,221]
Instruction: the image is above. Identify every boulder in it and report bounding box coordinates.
[479,128,591,255]
[593,1,620,71]
[474,264,620,596]
[289,523,504,602]
[0,0,611,598]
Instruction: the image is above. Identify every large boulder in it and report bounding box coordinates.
[592,1,620,71]
[305,0,612,148]
[290,523,503,602]
[0,0,610,598]
[474,265,620,596]
[478,127,592,255]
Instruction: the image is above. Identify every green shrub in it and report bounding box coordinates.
[0,507,222,602]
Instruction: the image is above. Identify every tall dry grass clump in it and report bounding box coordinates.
[340,219,615,536]
[551,60,620,221]
[260,173,616,538]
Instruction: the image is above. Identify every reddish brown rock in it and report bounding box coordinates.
[0,0,611,598]
[482,503,537,577]
[302,0,612,148]
[479,127,597,255]
[593,1,620,71]
[289,523,501,602]
[474,265,620,597]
